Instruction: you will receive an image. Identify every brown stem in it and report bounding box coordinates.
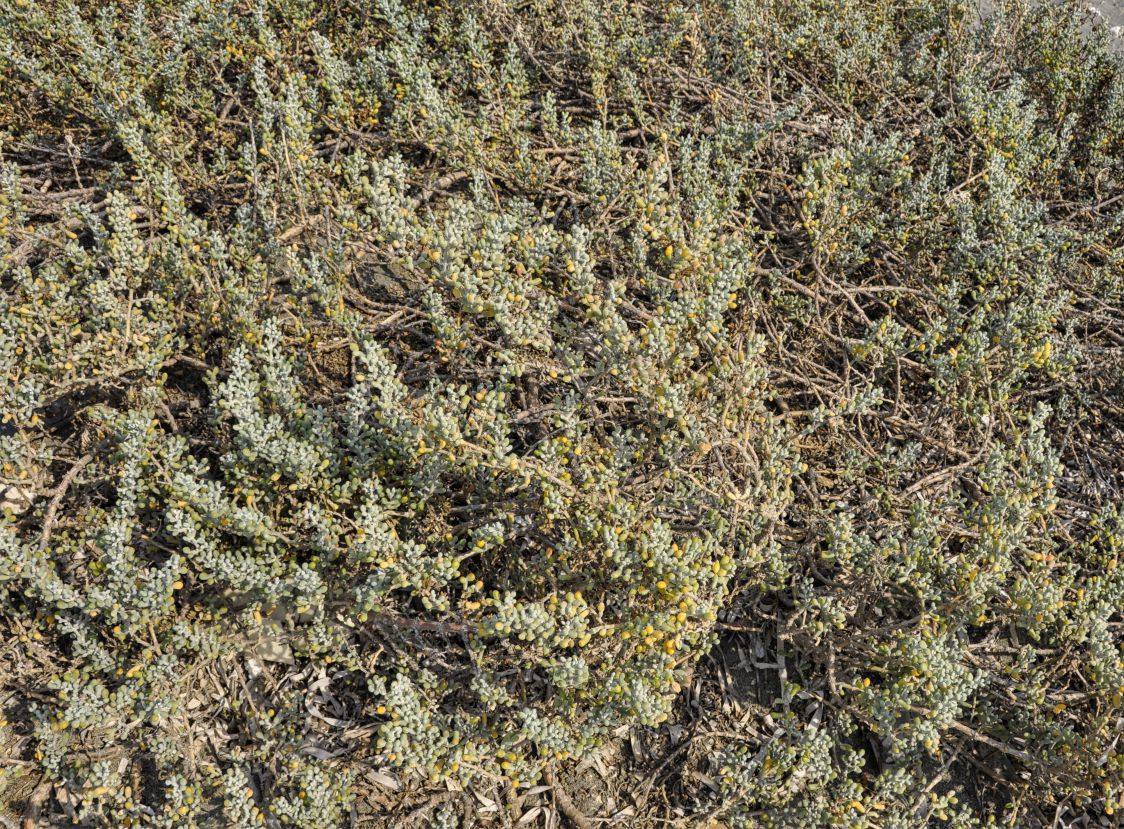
[544,765,593,829]
[38,454,93,552]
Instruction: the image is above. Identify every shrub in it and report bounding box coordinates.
[0,0,1122,826]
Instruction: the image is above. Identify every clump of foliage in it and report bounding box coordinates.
[0,0,1122,826]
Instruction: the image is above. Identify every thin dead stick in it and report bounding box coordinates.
[20,779,51,829]
[411,171,470,208]
[543,766,593,829]
[38,454,93,552]
[947,720,1036,767]
[909,706,1036,767]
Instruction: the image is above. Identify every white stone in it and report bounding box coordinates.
[0,485,35,514]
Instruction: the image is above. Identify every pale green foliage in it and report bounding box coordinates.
[0,0,1123,826]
